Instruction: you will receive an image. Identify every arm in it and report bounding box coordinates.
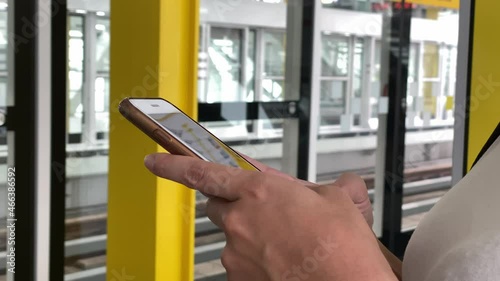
[378,240,403,281]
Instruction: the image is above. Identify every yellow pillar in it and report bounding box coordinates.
[467,0,500,170]
[107,0,199,280]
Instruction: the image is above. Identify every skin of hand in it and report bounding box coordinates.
[245,156,402,280]
[244,156,374,227]
[144,153,396,281]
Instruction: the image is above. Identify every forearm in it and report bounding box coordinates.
[377,240,403,281]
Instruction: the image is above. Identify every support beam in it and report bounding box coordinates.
[108,0,199,280]
[297,0,320,181]
[381,2,412,257]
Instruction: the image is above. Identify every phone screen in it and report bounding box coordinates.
[130,99,257,171]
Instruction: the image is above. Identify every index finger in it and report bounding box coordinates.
[144,153,255,201]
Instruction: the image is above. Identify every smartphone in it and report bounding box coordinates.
[118,97,259,171]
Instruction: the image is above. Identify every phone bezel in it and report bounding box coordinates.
[118,97,260,171]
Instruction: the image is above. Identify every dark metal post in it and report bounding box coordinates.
[13,0,37,279]
[50,0,67,280]
[296,0,316,180]
[381,2,412,257]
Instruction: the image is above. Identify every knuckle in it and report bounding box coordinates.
[223,211,244,236]
[244,174,268,200]
[212,170,231,186]
[184,163,208,189]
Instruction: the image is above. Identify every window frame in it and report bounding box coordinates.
[66,12,110,151]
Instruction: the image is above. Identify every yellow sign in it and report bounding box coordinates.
[392,0,459,9]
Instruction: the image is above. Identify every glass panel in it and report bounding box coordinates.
[402,11,458,232]
[198,26,208,102]
[320,80,347,126]
[321,34,349,77]
[95,15,110,137]
[261,78,284,101]
[260,30,286,101]
[418,43,442,123]
[246,29,257,101]
[65,11,110,279]
[262,30,286,77]
[207,27,243,103]
[408,43,419,82]
[441,46,457,120]
[197,1,299,279]
[95,17,110,73]
[353,38,364,99]
[0,11,6,71]
[95,76,110,137]
[407,43,419,113]
[371,40,382,119]
[443,47,457,95]
[316,32,378,240]
[422,81,438,119]
[322,0,374,13]
[423,42,440,79]
[68,15,85,141]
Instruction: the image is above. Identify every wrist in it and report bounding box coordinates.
[318,222,397,281]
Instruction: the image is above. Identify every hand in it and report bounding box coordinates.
[245,157,373,227]
[332,173,373,227]
[144,154,395,281]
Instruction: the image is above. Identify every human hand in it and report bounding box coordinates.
[332,173,373,227]
[144,154,395,281]
[244,156,373,227]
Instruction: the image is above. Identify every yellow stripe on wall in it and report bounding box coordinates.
[108,0,198,280]
[467,0,500,170]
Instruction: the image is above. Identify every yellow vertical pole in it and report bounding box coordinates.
[467,0,500,170]
[107,0,198,280]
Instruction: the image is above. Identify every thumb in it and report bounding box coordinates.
[321,173,373,227]
[333,173,370,205]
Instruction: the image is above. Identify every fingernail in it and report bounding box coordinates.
[144,154,156,170]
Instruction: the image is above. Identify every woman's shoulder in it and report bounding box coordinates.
[423,230,500,281]
[403,134,500,281]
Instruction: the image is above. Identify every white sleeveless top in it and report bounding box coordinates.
[403,137,500,281]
